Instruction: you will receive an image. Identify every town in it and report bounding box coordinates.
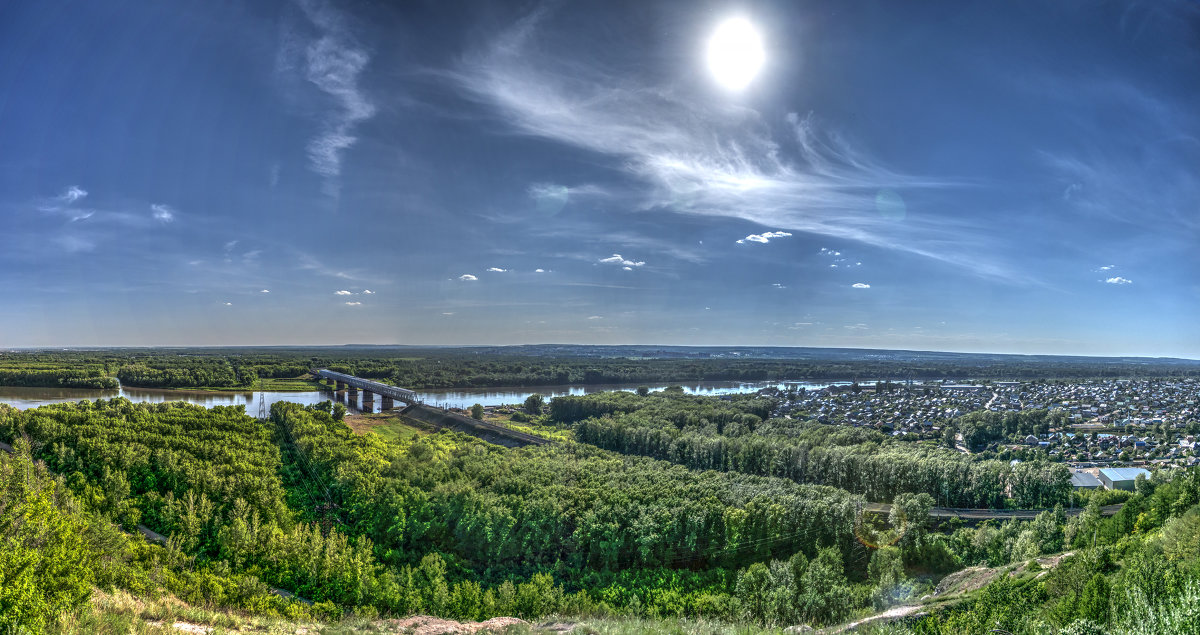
[771,378,1200,482]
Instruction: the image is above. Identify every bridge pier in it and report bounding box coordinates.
[347,387,358,409]
[362,390,374,413]
[381,396,394,410]
[336,380,345,391]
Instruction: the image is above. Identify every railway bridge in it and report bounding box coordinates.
[313,369,420,413]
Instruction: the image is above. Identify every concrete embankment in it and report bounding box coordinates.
[399,403,549,448]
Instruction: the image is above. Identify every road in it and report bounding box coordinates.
[862,501,1123,521]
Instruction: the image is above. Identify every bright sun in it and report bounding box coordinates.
[706,17,765,91]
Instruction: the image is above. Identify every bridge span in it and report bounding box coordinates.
[313,369,420,413]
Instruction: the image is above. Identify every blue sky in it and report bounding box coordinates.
[1,0,1198,355]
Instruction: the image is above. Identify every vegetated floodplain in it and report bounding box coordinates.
[5,345,1200,392]
[4,361,1200,633]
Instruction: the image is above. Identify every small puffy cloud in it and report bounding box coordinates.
[335,290,353,295]
[458,274,478,281]
[1105,277,1132,285]
[1097,264,1115,271]
[819,248,842,256]
[362,289,374,294]
[150,203,175,222]
[486,267,507,272]
[739,231,792,244]
[852,283,871,289]
[441,312,455,316]
[260,289,270,293]
[587,315,603,320]
[600,254,644,267]
[772,283,786,289]
[622,266,632,271]
[534,268,546,273]
[59,185,88,203]
[223,302,233,306]
[344,301,362,306]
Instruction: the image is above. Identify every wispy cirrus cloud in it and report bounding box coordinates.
[287,0,376,198]
[58,186,87,203]
[450,13,1011,280]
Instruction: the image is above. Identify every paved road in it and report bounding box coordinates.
[862,501,1123,520]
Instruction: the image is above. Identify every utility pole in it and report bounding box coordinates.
[257,378,267,419]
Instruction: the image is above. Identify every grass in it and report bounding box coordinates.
[482,409,574,442]
[345,411,430,443]
[51,590,323,634]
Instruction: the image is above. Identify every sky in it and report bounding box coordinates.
[1,0,1198,355]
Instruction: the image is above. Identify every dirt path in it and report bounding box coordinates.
[824,604,925,633]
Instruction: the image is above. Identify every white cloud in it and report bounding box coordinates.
[844,323,869,330]
[260,289,270,293]
[292,2,376,197]
[1105,277,1132,285]
[599,254,645,267]
[587,315,602,320]
[442,312,455,316]
[534,268,546,273]
[451,25,1012,281]
[59,186,88,203]
[150,203,175,222]
[772,283,786,289]
[487,267,507,272]
[1097,264,1115,271]
[335,289,353,295]
[223,302,233,306]
[362,289,374,294]
[852,282,871,289]
[458,274,478,281]
[344,301,362,305]
[740,231,792,244]
[622,266,633,271]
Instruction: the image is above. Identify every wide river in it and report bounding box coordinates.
[0,380,842,412]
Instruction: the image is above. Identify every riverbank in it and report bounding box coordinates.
[121,376,322,393]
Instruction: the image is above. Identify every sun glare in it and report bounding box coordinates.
[706,17,765,91]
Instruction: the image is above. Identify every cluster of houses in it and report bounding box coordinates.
[1022,431,1200,467]
[772,382,992,432]
[765,379,1200,474]
[987,378,1199,428]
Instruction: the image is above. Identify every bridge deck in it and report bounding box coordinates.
[314,369,419,403]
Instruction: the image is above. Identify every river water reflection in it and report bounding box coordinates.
[0,380,840,412]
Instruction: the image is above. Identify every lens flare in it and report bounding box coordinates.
[875,189,907,220]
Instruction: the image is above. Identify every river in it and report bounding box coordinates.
[0,380,839,412]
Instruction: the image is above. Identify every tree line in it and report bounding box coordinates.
[558,391,1072,508]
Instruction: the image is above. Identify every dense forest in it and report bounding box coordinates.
[555,391,1071,508]
[4,346,1200,391]
[4,388,1200,632]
